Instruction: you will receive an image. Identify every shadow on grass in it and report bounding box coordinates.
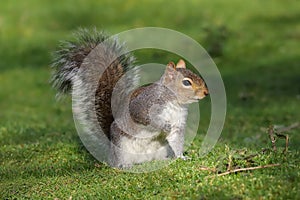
[0,137,106,182]
[223,55,300,102]
[0,124,107,182]
[250,12,300,26]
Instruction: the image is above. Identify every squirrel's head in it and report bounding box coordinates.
[161,59,209,104]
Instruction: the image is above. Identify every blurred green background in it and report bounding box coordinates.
[0,0,299,199]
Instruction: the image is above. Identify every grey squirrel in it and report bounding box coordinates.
[51,29,209,168]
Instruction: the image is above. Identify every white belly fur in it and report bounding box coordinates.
[117,101,187,165]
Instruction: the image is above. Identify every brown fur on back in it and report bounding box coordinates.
[95,60,124,139]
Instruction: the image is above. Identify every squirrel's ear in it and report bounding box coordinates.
[167,62,176,69]
[163,62,177,83]
[176,59,186,69]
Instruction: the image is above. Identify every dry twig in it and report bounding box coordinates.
[215,163,280,177]
[275,132,289,153]
[276,122,299,133]
[268,125,277,151]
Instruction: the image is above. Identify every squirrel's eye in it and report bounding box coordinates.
[182,79,192,86]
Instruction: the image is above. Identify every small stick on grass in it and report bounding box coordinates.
[274,122,297,153]
[215,163,280,177]
[285,134,289,153]
[268,125,277,152]
[276,122,299,133]
[227,154,232,171]
[275,132,289,153]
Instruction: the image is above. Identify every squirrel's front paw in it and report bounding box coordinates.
[176,154,190,161]
[117,163,134,169]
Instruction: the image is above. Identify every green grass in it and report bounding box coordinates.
[1,0,300,199]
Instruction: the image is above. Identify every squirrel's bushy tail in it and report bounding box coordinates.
[51,28,134,95]
[51,28,136,137]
